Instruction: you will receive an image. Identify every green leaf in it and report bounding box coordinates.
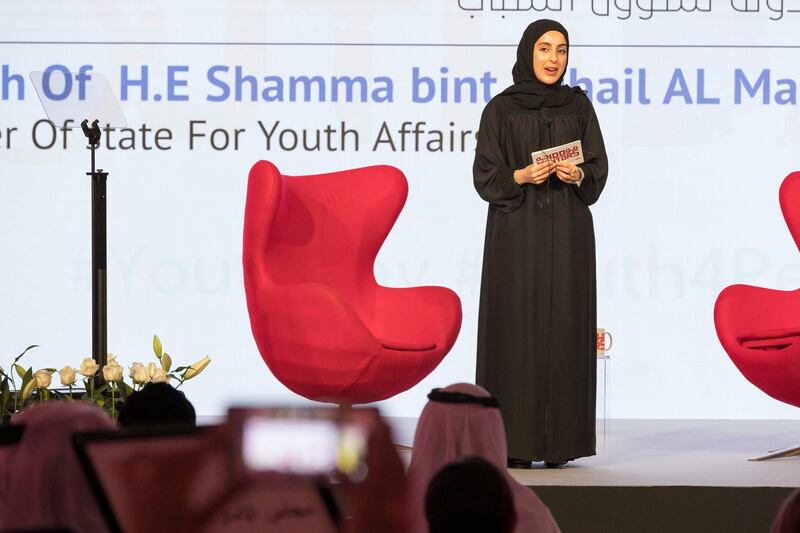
[1,379,10,412]
[118,381,133,401]
[153,335,163,360]
[20,367,33,388]
[52,390,67,401]
[43,368,57,373]
[14,365,26,380]
[13,344,39,364]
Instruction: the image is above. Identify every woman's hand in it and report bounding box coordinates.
[556,162,583,185]
[514,161,556,185]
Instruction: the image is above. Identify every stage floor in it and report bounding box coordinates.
[387,418,800,532]
[387,418,800,487]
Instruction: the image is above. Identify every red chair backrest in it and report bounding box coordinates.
[244,161,407,313]
[780,171,800,252]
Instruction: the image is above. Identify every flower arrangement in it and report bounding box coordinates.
[0,335,211,421]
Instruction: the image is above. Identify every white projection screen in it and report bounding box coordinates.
[1,1,799,419]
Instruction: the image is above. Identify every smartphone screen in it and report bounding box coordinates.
[239,410,368,479]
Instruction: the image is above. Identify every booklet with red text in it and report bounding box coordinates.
[531,139,584,166]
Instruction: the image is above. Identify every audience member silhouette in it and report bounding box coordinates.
[771,488,800,533]
[408,383,560,532]
[89,407,407,533]
[0,402,115,532]
[425,456,516,533]
[118,382,196,428]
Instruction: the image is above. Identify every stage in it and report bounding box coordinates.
[388,418,800,533]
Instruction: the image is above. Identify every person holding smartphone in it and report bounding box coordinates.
[473,19,608,468]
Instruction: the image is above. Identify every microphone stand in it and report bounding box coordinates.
[81,119,107,384]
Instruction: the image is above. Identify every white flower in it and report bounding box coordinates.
[183,356,211,381]
[102,360,124,382]
[129,362,149,384]
[79,358,100,377]
[147,362,159,380]
[59,366,77,386]
[34,369,53,389]
[152,368,170,384]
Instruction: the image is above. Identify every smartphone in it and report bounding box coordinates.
[230,407,373,480]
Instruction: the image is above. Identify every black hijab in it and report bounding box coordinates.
[498,19,580,109]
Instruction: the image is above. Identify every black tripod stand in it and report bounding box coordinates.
[81,119,108,374]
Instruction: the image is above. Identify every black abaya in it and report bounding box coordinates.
[473,63,609,462]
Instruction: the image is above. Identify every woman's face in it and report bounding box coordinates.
[532,30,567,85]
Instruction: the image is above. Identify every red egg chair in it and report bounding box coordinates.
[243,161,462,404]
[714,171,800,459]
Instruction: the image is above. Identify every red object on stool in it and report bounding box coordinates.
[714,172,800,409]
[243,161,462,404]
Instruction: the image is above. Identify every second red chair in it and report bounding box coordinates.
[714,171,800,409]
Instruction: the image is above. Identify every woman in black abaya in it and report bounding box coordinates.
[474,20,608,468]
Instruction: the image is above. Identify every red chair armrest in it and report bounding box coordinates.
[371,285,462,352]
